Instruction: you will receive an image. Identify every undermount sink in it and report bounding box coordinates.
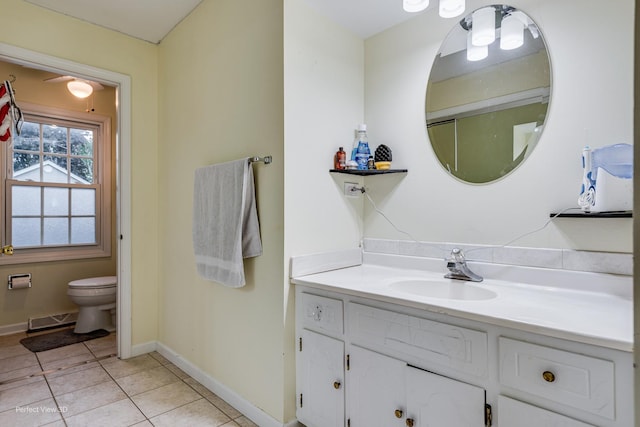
[389,279,497,301]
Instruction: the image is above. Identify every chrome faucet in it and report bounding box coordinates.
[445,248,483,282]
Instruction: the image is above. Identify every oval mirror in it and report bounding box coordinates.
[425,5,551,184]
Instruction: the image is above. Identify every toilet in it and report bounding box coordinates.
[67,276,117,334]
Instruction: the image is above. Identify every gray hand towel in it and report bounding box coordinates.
[193,159,262,287]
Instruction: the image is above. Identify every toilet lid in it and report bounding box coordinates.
[68,276,117,289]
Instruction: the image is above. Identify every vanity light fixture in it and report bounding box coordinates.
[439,0,465,18]
[466,31,488,61]
[471,6,496,46]
[66,80,93,99]
[500,13,524,50]
[403,0,429,13]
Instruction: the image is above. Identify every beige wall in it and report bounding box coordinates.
[0,0,159,345]
[0,60,117,327]
[157,0,287,422]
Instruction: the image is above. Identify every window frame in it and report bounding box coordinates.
[1,102,112,264]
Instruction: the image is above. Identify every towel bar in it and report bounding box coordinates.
[249,156,272,165]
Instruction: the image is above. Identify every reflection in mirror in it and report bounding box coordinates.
[425,5,551,184]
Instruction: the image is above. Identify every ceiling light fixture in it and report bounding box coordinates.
[467,31,488,61]
[403,0,429,13]
[439,0,465,18]
[66,80,93,98]
[500,13,525,50]
[471,6,496,46]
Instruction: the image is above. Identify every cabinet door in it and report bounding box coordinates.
[348,345,406,427]
[297,329,345,427]
[406,365,486,427]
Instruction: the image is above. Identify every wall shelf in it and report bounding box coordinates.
[550,211,632,218]
[329,169,408,176]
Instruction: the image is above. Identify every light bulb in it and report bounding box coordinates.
[403,0,429,13]
[67,80,93,98]
[500,13,524,50]
[439,0,465,18]
[471,6,496,46]
[467,31,488,61]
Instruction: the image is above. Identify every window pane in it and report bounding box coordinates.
[42,124,67,154]
[71,158,93,183]
[71,128,93,156]
[44,187,69,215]
[12,186,41,215]
[42,155,69,183]
[8,111,105,255]
[44,218,69,245]
[71,217,95,244]
[13,153,40,181]
[12,218,41,247]
[71,188,95,215]
[13,122,40,151]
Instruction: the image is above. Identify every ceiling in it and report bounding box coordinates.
[24,0,203,44]
[302,0,430,39]
[24,0,426,44]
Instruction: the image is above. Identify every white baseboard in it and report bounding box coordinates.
[129,340,157,357]
[154,341,299,427]
[0,322,28,336]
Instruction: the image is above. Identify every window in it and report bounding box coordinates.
[1,103,111,264]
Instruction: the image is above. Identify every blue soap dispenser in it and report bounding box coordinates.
[351,124,370,170]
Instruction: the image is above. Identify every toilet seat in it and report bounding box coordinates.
[68,276,117,289]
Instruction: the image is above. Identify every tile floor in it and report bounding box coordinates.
[0,328,258,427]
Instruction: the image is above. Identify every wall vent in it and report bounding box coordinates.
[28,312,78,331]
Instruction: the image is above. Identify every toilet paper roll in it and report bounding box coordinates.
[9,276,31,289]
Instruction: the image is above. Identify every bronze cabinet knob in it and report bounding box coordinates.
[542,371,556,382]
[395,409,403,419]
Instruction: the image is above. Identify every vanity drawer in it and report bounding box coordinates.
[300,292,344,335]
[348,303,488,377]
[497,396,595,427]
[499,337,614,420]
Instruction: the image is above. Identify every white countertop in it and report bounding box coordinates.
[291,254,633,352]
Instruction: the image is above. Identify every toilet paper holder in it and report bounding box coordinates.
[8,273,31,289]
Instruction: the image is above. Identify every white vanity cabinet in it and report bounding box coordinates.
[348,345,486,427]
[348,345,406,426]
[294,285,633,427]
[499,337,615,420]
[297,329,345,427]
[497,396,595,427]
[296,292,346,427]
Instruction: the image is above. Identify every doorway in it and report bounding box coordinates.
[0,43,132,358]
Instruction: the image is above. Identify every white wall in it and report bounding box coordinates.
[363,0,633,254]
[285,0,633,258]
[284,1,366,257]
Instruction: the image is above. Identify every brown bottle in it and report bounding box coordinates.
[334,147,346,170]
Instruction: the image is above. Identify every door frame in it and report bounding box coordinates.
[0,43,133,358]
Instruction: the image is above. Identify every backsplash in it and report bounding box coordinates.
[363,238,632,276]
